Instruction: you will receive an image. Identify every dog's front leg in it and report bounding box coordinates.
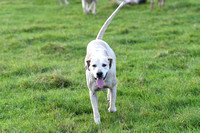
[108,85,117,113]
[89,91,101,124]
[107,89,111,101]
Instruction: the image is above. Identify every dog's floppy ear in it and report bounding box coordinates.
[108,57,113,69]
[85,54,91,70]
[86,60,91,70]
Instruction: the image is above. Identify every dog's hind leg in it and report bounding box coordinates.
[90,91,101,124]
[108,85,117,113]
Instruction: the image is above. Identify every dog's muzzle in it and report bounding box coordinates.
[97,72,103,79]
[95,72,107,80]
[95,72,107,88]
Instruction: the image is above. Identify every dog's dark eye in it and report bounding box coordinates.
[102,64,107,67]
[92,64,97,67]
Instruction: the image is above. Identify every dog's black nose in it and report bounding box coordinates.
[97,72,103,78]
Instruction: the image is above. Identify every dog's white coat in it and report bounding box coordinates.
[85,2,125,124]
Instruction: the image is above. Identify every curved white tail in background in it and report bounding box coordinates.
[96,2,125,40]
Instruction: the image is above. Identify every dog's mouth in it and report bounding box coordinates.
[95,73,107,88]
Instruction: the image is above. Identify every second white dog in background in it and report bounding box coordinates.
[59,0,70,5]
[82,0,98,14]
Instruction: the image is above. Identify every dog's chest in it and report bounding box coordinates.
[96,87,107,93]
[92,79,112,91]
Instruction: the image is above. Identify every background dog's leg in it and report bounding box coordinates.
[64,0,69,5]
[150,0,154,11]
[108,85,117,113]
[59,0,62,5]
[86,2,90,14]
[88,2,95,12]
[82,0,88,14]
[161,0,165,6]
[90,91,101,124]
[92,1,97,14]
[159,0,162,8]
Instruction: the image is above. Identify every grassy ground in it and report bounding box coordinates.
[0,0,200,132]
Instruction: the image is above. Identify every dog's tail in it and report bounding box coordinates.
[96,1,125,40]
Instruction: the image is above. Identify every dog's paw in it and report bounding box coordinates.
[108,107,117,113]
[94,116,101,124]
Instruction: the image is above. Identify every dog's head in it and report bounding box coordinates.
[85,56,113,88]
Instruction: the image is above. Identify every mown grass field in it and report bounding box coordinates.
[0,0,200,132]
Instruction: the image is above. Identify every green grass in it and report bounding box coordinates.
[0,0,200,132]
